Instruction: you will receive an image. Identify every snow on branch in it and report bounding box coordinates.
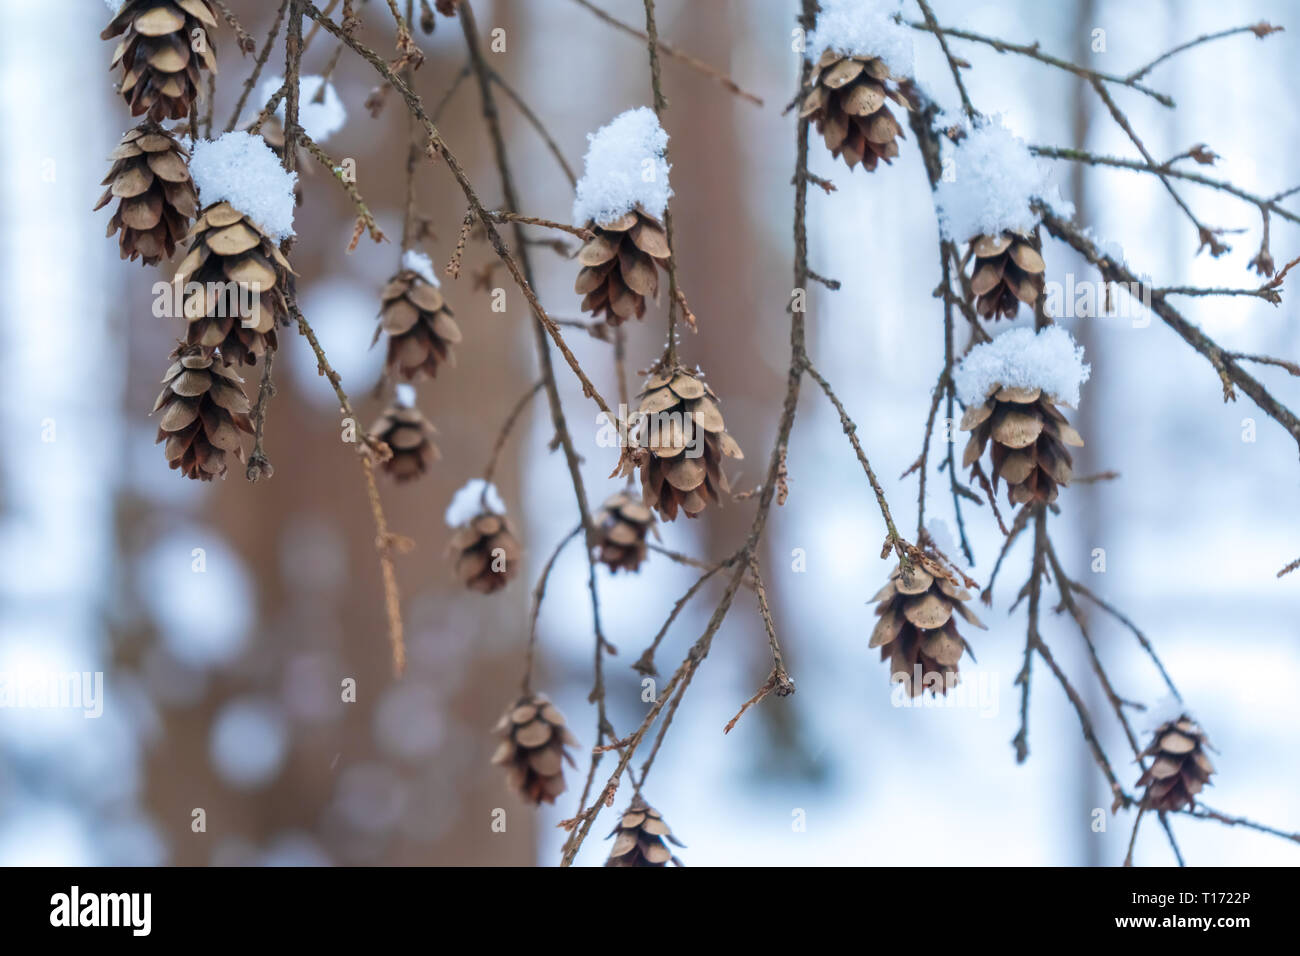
[254,73,347,143]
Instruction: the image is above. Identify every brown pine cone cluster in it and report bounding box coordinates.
[103,0,219,122]
[968,231,1046,320]
[960,385,1084,506]
[447,511,522,593]
[869,559,985,696]
[370,404,440,483]
[594,491,655,573]
[375,269,462,380]
[630,366,743,521]
[574,207,670,325]
[175,201,293,366]
[491,694,577,805]
[152,344,253,480]
[605,797,685,867]
[1136,716,1215,812]
[801,49,909,172]
[95,123,197,266]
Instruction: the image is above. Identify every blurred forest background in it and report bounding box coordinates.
[0,0,1297,866]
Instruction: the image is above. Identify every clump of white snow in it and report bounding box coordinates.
[954,326,1091,407]
[189,131,297,240]
[254,74,348,143]
[936,116,1062,242]
[445,480,505,527]
[572,107,672,227]
[401,250,440,287]
[805,0,914,77]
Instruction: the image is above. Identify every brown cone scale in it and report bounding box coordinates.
[1136,716,1215,812]
[375,269,462,381]
[174,201,293,366]
[959,385,1084,506]
[968,231,1046,320]
[574,207,670,326]
[102,0,219,122]
[491,694,577,806]
[631,366,743,521]
[801,48,911,172]
[94,123,197,265]
[447,511,522,594]
[869,559,986,697]
[605,796,685,867]
[594,491,656,573]
[369,404,440,483]
[151,344,253,480]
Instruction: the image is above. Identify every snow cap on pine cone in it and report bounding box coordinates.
[804,0,914,77]
[189,131,298,240]
[955,326,1091,407]
[936,116,1070,242]
[572,107,672,227]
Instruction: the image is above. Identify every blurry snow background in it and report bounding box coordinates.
[0,0,1296,867]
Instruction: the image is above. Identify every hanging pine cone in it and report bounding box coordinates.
[801,49,910,172]
[102,0,219,122]
[968,231,1046,320]
[631,366,743,521]
[94,123,197,266]
[369,403,440,483]
[375,269,462,380]
[447,511,522,593]
[605,796,685,867]
[174,201,293,366]
[960,384,1084,506]
[152,344,253,480]
[594,491,656,573]
[574,207,670,326]
[869,558,985,697]
[1136,716,1215,812]
[491,694,577,806]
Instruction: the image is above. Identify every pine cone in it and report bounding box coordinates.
[968,231,1046,320]
[631,366,743,521]
[491,694,576,805]
[94,123,197,265]
[605,796,685,867]
[152,344,253,480]
[369,404,440,483]
[869,559,985,697]
[594,491,655,573]
[959,384,1084,506]
[447,511,521,593]
[1137,716,1215,812]
[574,207,670,326]
[801,49,909,172]
[375,269,462,380]
[174,201,293,366]
[102,0,220,122]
